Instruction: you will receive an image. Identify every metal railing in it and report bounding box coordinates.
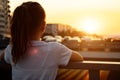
[60,61,120,80]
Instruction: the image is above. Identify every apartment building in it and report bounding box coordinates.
[45,23,72,36]
[0,0,10,35]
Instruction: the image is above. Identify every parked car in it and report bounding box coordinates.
[105,39,120,51]
[42,35,62,43]
[42,35,53,41]
[44,37,57,42]
[80,40,105,51]
[54,35,63,43]
[62,37,81,50]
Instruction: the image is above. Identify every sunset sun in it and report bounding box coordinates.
[80,18,100,34]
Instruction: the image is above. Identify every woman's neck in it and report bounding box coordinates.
[31,38,42,41]
[31,33,43,41]
[31,29,44,41]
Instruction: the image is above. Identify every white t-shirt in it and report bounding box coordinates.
[4,41,72,80]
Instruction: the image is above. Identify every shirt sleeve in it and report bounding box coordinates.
[4,45,12,64]
[56,43,72,66]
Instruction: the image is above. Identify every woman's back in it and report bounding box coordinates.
[3,1,83,80]
[5,41,72,80]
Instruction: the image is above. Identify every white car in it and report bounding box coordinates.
[62,37,81,50]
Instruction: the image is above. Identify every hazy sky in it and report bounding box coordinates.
[9,0,120,35]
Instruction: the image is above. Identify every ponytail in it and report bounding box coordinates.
[10,2,45,64]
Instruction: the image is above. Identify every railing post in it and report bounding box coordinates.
[89,70,100,80]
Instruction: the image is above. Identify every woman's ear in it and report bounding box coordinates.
[41,21,46,31]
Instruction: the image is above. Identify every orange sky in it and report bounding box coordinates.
[10,0,120,35]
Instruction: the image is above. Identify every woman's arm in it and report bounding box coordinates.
[69,50,83,62]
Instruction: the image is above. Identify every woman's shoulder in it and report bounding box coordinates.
[5,44,12,51]
[47,42,63,47]
[47,42,71,51]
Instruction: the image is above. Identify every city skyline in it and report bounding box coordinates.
[9,0,120,35]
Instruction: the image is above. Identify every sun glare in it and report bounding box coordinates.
[80,18,100,34]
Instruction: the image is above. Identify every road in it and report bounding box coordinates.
[79,51,120,61]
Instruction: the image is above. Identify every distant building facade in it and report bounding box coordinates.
[0,0,10,35]
[45,24,58,35]
[45,23,73,36]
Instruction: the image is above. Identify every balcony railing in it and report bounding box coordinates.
[0,51,120,80]
[60,61,120,80]
[59,52,120,80]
